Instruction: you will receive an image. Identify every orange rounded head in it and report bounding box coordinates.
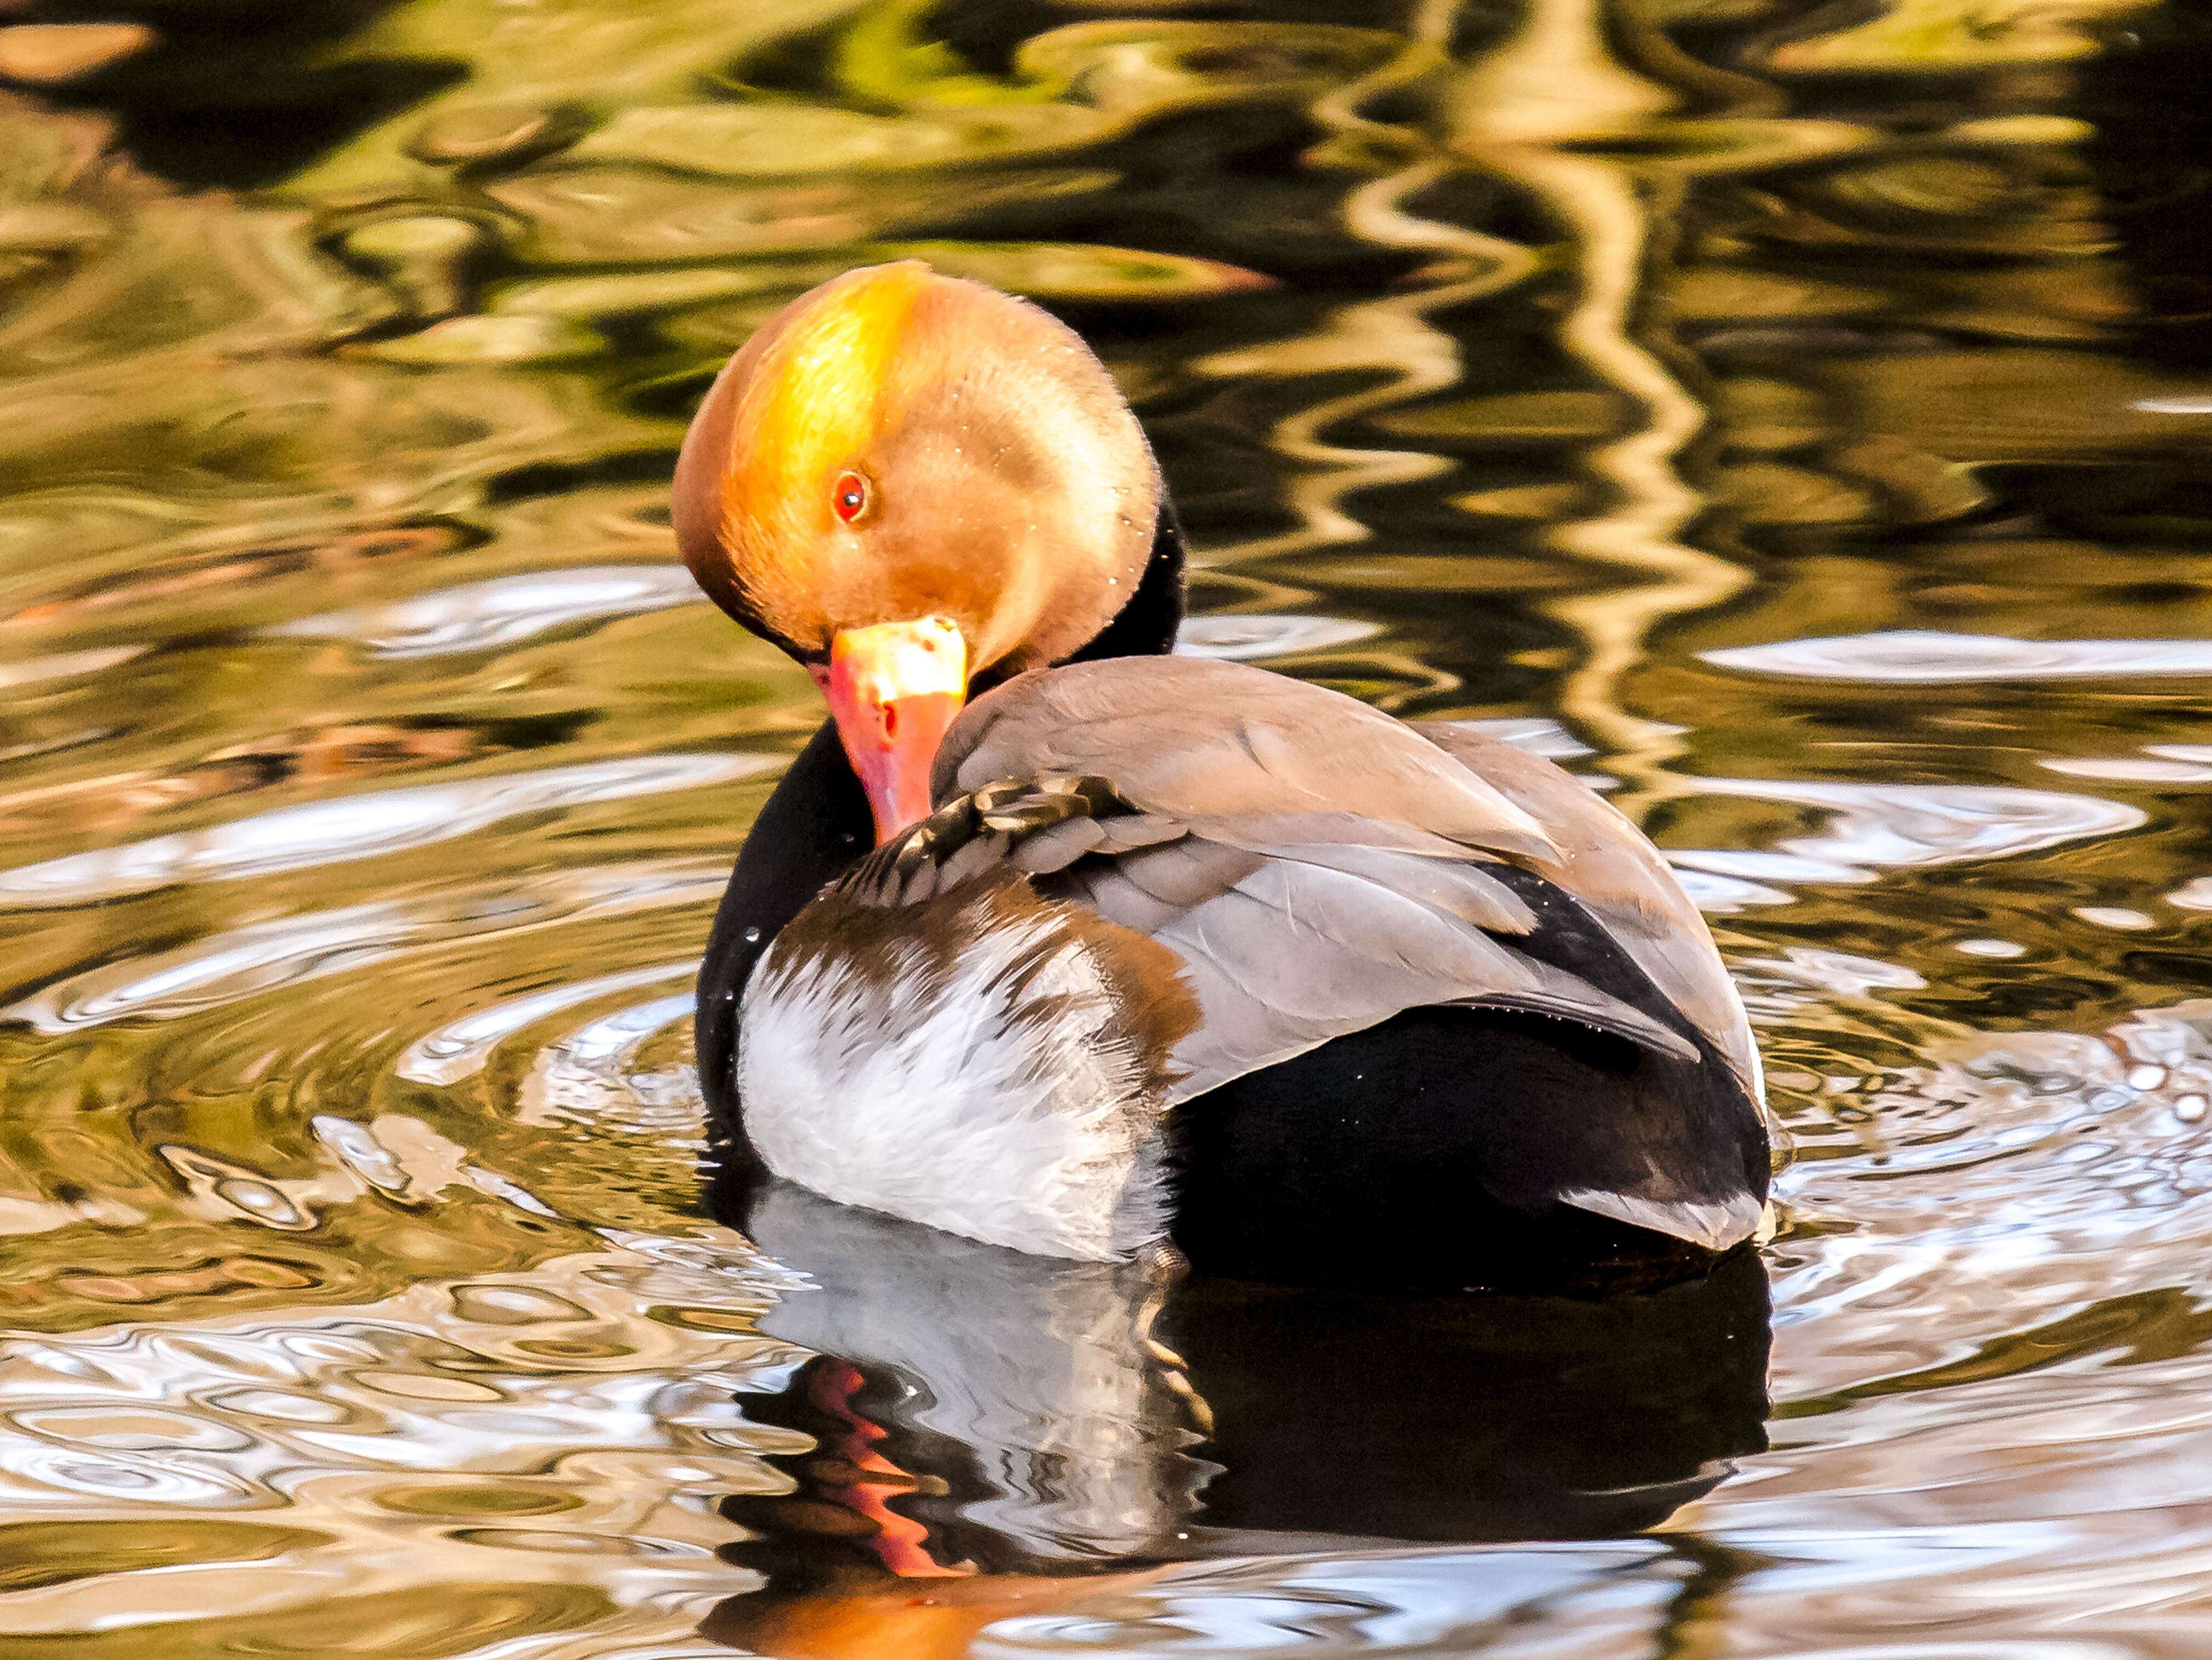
[673,261,1161,845]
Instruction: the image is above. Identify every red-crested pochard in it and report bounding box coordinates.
[679,261,1769,1288]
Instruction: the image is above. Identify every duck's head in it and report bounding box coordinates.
[674,261,1162,845]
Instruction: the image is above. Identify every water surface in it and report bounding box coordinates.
[1,0,2210,1653]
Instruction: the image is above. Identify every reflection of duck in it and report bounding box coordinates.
[678,261,1769,1285]
[704,1179,1771,1656]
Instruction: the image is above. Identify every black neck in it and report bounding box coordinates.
[1065,494,1188,667]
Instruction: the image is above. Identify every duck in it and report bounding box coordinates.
[677,260,1769,1289]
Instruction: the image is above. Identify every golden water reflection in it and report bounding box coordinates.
[1,0,2210,1652]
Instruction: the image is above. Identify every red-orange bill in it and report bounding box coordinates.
[816,617,967,845]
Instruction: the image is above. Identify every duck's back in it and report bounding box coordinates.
[729,656,1770,1283]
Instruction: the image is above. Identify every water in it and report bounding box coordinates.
[0,0,2209,1652]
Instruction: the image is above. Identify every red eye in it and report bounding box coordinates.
[832,471,868,524]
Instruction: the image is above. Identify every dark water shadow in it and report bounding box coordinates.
[19,0,462,189]
[2079,0,2212,369]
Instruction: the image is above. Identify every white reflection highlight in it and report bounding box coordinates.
[516,992,699,1132]
[1671,867,1793,911]
[4,863,719,1032]
[0,645,145,687]
[1668,848,1872,885]
[1655,769,2149,916]
[1705,629,2212,683]
[12,902,411,1031]
[0,1235,788,1642]
[398,965,694,1086]
[0,753,769,908]
[1690,778,2144,873]
[1176,614,1381,661]
[2044,756,2212,783]
[988,1545,1671,1656]
[1664,776,2140,913]
[1741,947,1926,998]
[270,565,702,657]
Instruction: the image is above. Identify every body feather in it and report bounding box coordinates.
[740,657,1767,1258]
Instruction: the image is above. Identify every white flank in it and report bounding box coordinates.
[737,912,1166,1260]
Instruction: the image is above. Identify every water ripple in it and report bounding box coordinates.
[0,755,765,909]
[515,993,699,1135]
[0,644,146,687]
[975,1545,1672,1657]
[270,565,702,658]
[397,964,697,1087]
[1176,615,1381,662]
[1684,778,2144,877]
[1704,631,2212,684]
[0,1240,793,1642]
[4,863,719,1032]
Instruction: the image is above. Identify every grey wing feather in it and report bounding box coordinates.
[931,661,1752,1094]
[1056,862,1183,937]
[1239,840,1538,935]
[1126,858,1696,1101]
[940,657,1562,866]
[906,659,1767,1251]
[1008,816,1107,874]
[1113,840,1264,910]
[1412,719,1763,1099]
